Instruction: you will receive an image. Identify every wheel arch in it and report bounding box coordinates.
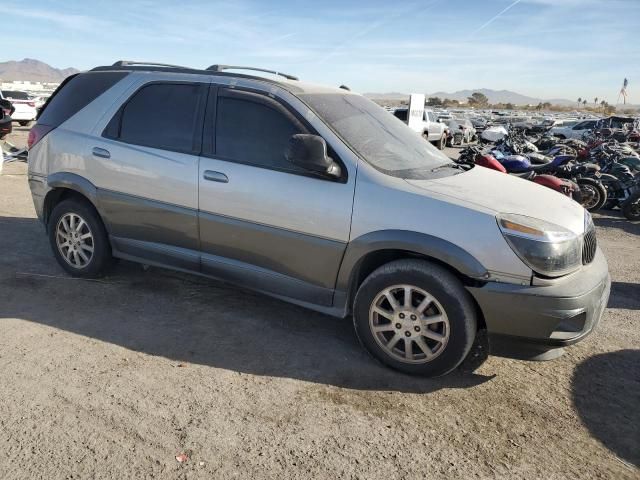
[336,231,489,326]
[44,173,100,230]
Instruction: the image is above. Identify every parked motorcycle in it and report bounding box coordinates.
[457,146,580,201]
[622,190,640,221]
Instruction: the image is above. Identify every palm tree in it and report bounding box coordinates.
[577,97,582,106]
[600,100,606,113]
[594,97,598,106]
[583,100,587,107]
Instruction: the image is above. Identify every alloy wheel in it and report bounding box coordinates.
[369,284,450,364]
[56,213,95,269]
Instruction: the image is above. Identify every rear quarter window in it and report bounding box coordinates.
[37,71,129,127]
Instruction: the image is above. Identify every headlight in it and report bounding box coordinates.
[497,213,581,277]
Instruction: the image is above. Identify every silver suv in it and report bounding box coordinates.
[27,61,611,377]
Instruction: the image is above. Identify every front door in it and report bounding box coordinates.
[198,86,354,306]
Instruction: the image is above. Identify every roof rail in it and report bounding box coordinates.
[206,64,298,81]
[112,60,190,69]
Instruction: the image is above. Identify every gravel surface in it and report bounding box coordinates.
[1,129,638,479]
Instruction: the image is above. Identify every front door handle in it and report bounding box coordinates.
[203,170,229,183]
[92,147,111,159]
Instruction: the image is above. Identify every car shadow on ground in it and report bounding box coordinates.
[0,215,493,394]
[572,349,640,467]
[593,211,640,234]
[608,282,640,310]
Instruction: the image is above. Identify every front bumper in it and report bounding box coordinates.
[466,248,611,360]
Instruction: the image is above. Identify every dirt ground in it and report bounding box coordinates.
[1,128,638,479]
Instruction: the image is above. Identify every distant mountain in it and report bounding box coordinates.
[0,59,79,83]
[365,88,575,106]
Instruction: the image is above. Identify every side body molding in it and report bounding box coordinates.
[336,230,489,294]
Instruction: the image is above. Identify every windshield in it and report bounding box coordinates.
[300,93,451,176]
[2,91,29,100]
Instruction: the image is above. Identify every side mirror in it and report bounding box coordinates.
[286,134,341,178]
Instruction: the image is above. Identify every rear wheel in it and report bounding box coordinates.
[353,259,477,377]
[622,192,640,221]
[577,178,607,211]
[48,198,113,278]
[435,133,446,150]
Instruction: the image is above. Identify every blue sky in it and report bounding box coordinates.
[3,0,639,104]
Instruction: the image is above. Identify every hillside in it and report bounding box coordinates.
[365,88,575,106]
[0,58,79,83]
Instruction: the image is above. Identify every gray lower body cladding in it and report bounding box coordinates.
[98,189,345,308]
[467,248,611,359]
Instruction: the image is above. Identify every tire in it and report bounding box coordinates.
[622,192,640,221]
[436,133,446,150]
[577,178,607,211]
[353,259,477,377]
[18,121,31,127]
[48,198,113,278]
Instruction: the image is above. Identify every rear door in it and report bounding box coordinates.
[197,86,354,306]
[87,81,207,270]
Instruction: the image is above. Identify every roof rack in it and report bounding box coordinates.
[206,65,298,81]
[112,60,190,69]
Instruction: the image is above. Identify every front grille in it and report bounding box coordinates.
[582,226,597,264]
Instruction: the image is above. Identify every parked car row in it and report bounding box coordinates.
[0,90,44,126]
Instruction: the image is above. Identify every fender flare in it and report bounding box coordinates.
[43,172,101,228]
[46,172,99,205]
[335,230,489,293]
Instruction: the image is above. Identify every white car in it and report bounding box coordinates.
[393,108,448,149]
[0,90,38,126]
[549,119,597,140]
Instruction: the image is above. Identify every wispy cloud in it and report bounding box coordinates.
[3,0,639,104]
[470,0,522,36]
[2,5,109,32]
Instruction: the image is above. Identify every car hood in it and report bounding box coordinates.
[405,166,586,235]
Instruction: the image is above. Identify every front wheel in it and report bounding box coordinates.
[577,178,607,211]
[622,191,640,221]
[353,259,477,377]
[435,133,446,150]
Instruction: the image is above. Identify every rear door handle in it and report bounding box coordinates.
[92,147,111,159]
[203,170,229,183]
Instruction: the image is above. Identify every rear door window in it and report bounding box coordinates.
[106,82,205,154]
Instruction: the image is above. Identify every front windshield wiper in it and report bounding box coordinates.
[431,162,461,172]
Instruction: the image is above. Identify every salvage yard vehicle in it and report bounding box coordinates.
[549,119,597,140]
[0,90,37,126]
[27,61,611,377]
[393,106,448,150]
